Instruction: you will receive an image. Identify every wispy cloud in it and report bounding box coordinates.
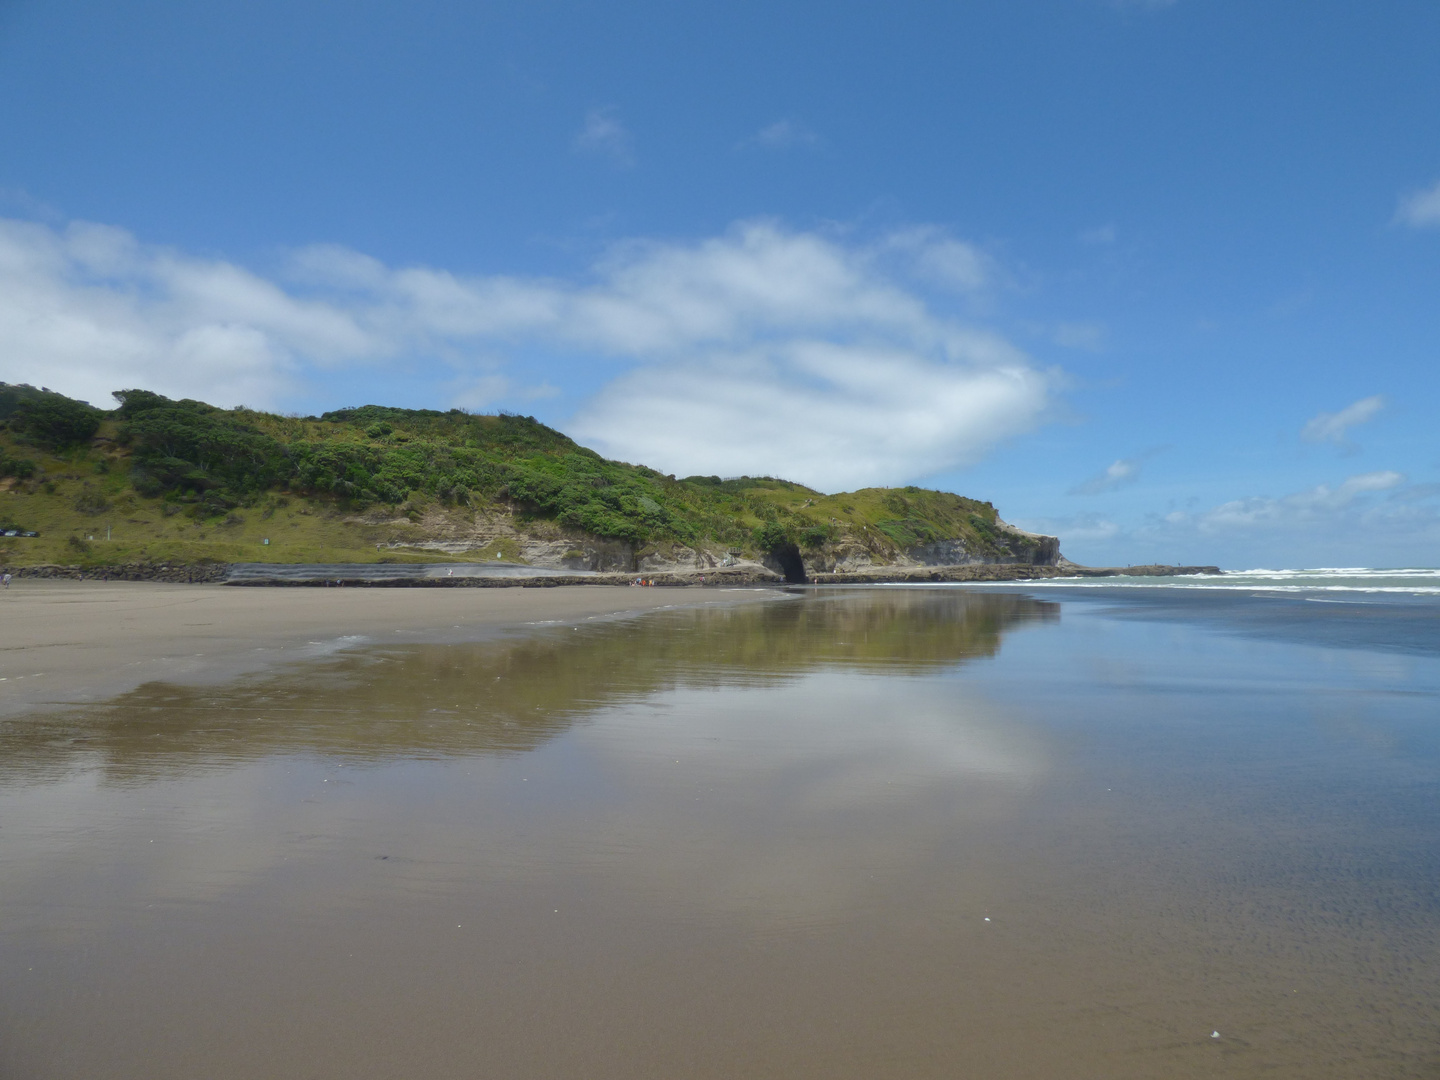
[1069,449,1164,496]
[1052,321,1107,352]
[1395,179,1440,229]
[1300,394,1384,449]
[880,227,991,293]
[0,216,1055,492]
[748,119,820,150]
[1194,470,1406,532]
[1389,481,1440,504]
[1016,511,1122,545]
[573,106,634,167]
[1077,224,1116,245]
[1052,470,1438,567]
[0,187,63,223]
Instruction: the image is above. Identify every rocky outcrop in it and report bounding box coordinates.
[350,500,1066,579]
[902,520,1059,567]
[362,506,739,574]
[224,563,785,587]
[635,543,726,573]
[388,536,638,572]
[799,519,1061,577]
[0,562,230,583]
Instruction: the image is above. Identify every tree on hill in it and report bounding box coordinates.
[9,394,102,450]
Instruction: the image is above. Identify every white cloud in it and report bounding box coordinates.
[749,119,819,149]
[0,216,1054,490]
[1077,457,1140,495]
[881,226,992,293]
[558,223,1046,488]
[1196,471,1405,532]
[572,345,1049,491]
[557,224,944,352]
[573,106,634,167]
[1395,180,1440,228]
[1300,394,1384,448]
[0,218,366,408]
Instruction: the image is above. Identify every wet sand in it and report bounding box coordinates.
[2,588,1438,1078]
[0,580,783,717]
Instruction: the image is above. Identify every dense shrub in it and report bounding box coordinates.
[752,521,791,551]
[3,387,1016,557]
[12,396,101,449]
[0,455,37,479]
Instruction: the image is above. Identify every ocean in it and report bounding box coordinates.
[980,566,1440,594]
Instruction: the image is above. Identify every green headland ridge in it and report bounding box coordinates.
[0,383,1217,584]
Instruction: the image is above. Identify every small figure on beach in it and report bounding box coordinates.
[2,572,10,589]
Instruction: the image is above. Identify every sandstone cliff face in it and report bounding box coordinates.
[800,520,1060,577]
[375,528,754,576]
[902,531,1058,567]
[352,505,1062,578]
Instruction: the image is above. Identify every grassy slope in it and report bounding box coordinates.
[0,388,1022,569]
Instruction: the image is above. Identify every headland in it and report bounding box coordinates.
[0,383,1220,586]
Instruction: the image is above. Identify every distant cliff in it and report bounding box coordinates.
[0,384,1061,577]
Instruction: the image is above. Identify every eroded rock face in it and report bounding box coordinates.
[904,539,981,566]
[993,520,1062,565]
[637,544,712,572]
[522,539,635,572]
[904,525,1060,568]
[800,540,880,574]
[353,504,1062,578]
[388,536,637,572]
[800,523,1061,576]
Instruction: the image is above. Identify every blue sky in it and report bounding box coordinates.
[2,0,1438,568]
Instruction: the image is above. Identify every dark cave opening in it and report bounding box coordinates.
[771,543,808,584]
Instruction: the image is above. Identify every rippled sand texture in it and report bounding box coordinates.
[2,588,1438,1078]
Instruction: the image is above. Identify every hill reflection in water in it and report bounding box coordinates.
[2,589,1057,782]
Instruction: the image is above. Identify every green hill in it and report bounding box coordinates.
[0,383,1056,574]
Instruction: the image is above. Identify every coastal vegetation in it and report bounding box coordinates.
[0,383,1032,570]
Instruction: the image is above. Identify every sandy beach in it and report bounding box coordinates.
[3,583,1439,1078]
[0,580,785,718]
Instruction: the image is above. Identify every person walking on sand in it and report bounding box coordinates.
[2,572,10,589]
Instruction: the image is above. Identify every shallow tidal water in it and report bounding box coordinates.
[2,586,1439,1079]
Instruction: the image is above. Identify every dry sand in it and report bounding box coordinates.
[0,580,785,718]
